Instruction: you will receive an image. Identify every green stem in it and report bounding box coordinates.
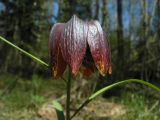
[71,79,160,119]
[66,70,72,120]
[0,36,49,67]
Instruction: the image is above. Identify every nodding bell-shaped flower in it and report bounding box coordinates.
[49,15,112,79]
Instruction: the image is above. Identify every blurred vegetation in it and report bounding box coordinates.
[0,0,49,77]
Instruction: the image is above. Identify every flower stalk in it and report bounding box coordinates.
[66,70,72,120]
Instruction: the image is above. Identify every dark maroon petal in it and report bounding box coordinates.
[87,21,112,75]
[49,23,67,79]
[60,15,88,75]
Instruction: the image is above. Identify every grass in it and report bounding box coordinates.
[0,74,160,120]
[0,74,65,120]
[110,86,160,120]
[124,93,160,120]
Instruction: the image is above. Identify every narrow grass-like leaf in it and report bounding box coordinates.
[89,79,160,100]
[71,79,160,119]
[0,36,49,67]
[53,101,65,120]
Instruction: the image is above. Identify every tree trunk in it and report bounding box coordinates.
[153,0,160,79]
[102,0,109,32]
[116,0,124,80]
[141,0,148,80]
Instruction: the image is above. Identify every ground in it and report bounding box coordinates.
[0,74,160,120]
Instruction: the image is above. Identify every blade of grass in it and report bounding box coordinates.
[0,36,49,67]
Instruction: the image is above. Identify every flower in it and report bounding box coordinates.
[49,15,111,79]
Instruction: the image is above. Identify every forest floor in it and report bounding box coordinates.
[0,73,160,120]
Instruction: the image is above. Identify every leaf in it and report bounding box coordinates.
[52,101,65,120]
[89,79,160,100]
[71,79,160,119]
[0,36,48,67]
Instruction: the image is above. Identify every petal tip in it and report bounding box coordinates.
[108,66,112,74]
